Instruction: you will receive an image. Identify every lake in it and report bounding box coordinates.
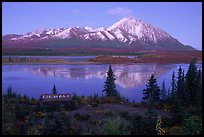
[2,57,202,102]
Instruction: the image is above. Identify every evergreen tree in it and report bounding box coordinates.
[185,58,197,105]
[160,80,167,101]
[103,65,119,98]
[7,86,11,97]
[9,57,12,62]
[182,69,186,101]
[52,84,57,94]
[195,69,202,112]
[167,88,171,101]
[143,74,160,105]
[6,85,13,97]
[170,70,181,113]
[177,67,184,102]
[182,70,185,86]
[171,71,176,97]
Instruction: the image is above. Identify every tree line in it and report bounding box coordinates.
[141,58,202,134]
[101,58,202,134]
[142,58,202,111]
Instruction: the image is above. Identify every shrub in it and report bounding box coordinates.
[70,93,78,110]
[97,117,132,135]
[103,97,118,104]
[74,113,90,121]
[91,103,98,107]
[105,110,113,117]
[131,103,140,107]
[156,116,166,135]
[119,111,130,120]
[170,115,202,135]
[128,114,146,135]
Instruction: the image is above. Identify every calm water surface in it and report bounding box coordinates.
[2,58,202,102]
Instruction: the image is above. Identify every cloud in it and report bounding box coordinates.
[107,7,133,16]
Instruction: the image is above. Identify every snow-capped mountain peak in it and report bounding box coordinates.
[107,16,174,43]
[94,27,105,32]
[46,28,66,35]
[25,28,49,35]
[3,16,193,50]
[85,26,95,32]
[107,16,142,31]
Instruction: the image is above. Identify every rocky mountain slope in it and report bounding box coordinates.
[2,16,195,53]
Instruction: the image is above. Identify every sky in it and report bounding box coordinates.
[2,2,202,50]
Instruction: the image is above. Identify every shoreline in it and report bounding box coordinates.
[3,60,202,65]
[2,51,202,65]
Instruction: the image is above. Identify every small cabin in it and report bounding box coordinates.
[40,93,71,105]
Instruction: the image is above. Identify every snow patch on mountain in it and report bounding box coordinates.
[85,27,95,32]
[53,28,72,39]
[3,16,188,50]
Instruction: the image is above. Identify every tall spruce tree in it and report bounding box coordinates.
[181,69,190,107]
[170,71,178,108]
[195,69,202,109]
[9,57,12,62]
[167,88,171,101]
[185,58,197,105]
[52,84,57,94]
[143,74,160,105]
[171,71,176,97]
[7,85,12,97]
[177,67,184,101]
[170,70,182,113]
[103,65,119,98]
[6,85,14,97]
[160,80,167,101]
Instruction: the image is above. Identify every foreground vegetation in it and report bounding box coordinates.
[2,59,202,135]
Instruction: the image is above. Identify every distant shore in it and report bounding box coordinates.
[2,50,202,65]
[2,58,97,65]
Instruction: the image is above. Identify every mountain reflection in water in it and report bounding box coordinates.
[24,64,173,89]
[3,63,201,102]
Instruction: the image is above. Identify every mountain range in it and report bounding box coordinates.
[2,16,195,55]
